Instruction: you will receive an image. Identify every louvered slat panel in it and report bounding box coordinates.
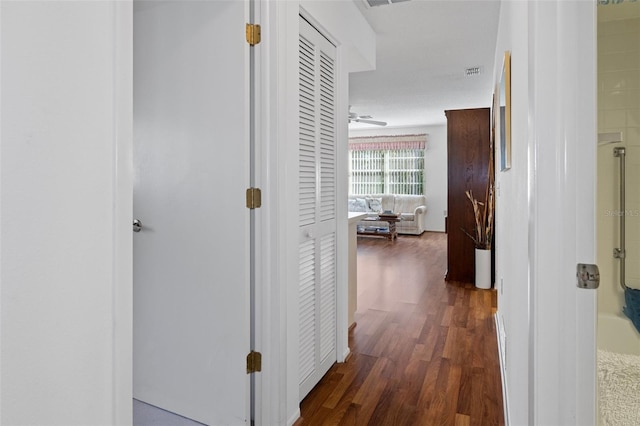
[299,240,316,383]
[299,33,317,227]
[299,17,337,400]
[319,51,335,222]
[319,233,336,361]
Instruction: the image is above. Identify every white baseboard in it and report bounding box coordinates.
[287,409,301,426]
[340,347,351,363]
[494,313,510,426]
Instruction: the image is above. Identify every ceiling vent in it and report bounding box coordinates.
[362,0,411,8]
[464,66,483,77]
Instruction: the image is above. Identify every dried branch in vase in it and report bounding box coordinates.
[462,130,496,250]
[461,188,494,250]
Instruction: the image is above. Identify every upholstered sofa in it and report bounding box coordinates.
[348,194,427,235]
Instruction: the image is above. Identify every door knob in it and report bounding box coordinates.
[133,219,142,233]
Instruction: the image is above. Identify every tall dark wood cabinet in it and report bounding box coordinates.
[445,108,491,284]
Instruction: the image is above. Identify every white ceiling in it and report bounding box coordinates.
[348,0,640,130]
[348,0,501,129]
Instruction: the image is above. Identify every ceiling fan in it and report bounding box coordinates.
[348,107,387,126]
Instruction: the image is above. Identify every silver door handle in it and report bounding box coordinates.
[133,219,142,233]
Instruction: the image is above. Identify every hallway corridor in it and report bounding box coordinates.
[299,232,504,425]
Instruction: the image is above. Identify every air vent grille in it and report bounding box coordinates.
[465,66,483,77]
[364,0,411,8]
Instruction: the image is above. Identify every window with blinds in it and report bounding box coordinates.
[349,135,426,195]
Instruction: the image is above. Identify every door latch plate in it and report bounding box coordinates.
[577,263,600,289]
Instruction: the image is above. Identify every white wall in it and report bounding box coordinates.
[0,1,132,424]
[0,1,369,424]
[299,1,375,73]
[348,125,447,232]
[492,3,531,423]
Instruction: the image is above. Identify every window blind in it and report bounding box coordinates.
[349,134,426,195]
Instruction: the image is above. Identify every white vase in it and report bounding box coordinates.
[475,248,491,289]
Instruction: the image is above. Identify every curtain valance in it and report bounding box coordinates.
[348,134,427,151]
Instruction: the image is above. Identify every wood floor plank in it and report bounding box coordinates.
[442,364,463,425]
[354,378,388,425]
[456,365,474,416]
[401,358,428,407]
[469,367,487,426]
[322,369,357,410]
[440,305,454,326]
[417,356,442,409]
[299,232,504,425]
[352,357,388,404]
[455,413,471,426]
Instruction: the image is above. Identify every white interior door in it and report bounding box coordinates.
[298,16,338,400]
[133,1,250,424]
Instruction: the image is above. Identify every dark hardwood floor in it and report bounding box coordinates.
[299,232,504,425]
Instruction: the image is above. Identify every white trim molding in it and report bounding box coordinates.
[495,313,510,426]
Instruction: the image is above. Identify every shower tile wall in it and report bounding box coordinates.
[598,16,640,314]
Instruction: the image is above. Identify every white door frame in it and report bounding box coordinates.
[527,1,597,424]
[252,1,287,424]
[255,1,365,423]
[114,1,134,423]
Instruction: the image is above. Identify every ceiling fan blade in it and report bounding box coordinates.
[355,118,387,126]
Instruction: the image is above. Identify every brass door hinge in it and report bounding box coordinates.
[246,188,262,209]
[246,351,262,374]
[246,23,261,46]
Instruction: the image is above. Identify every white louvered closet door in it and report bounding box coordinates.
[298,16,337,400]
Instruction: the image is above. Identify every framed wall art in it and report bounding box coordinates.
[498,51,511,171]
